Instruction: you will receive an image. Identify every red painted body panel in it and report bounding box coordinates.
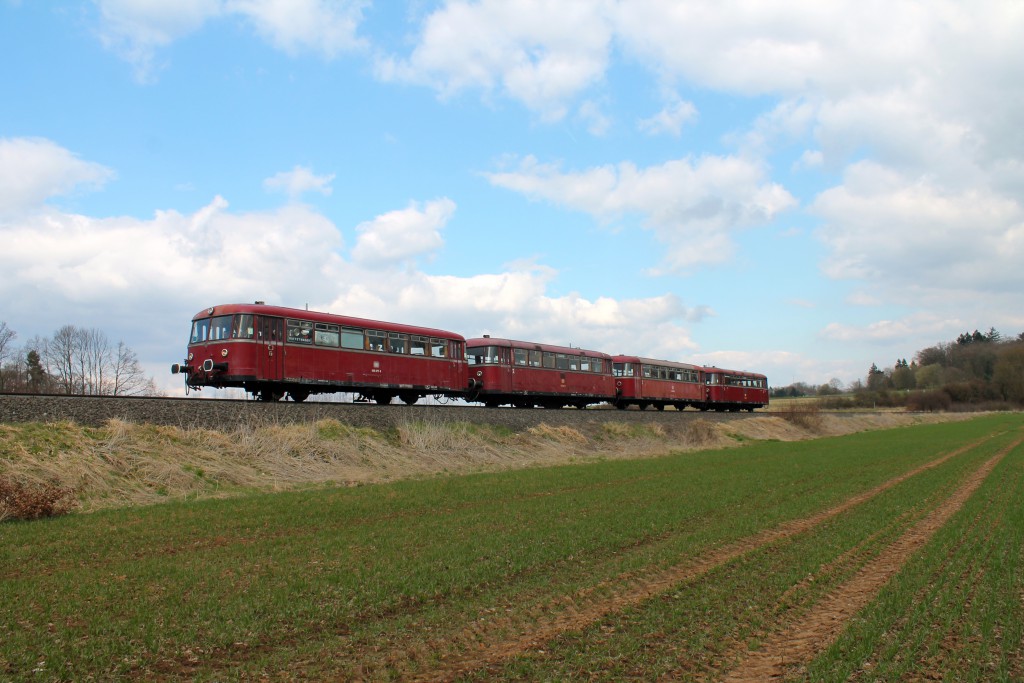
[612,355,704,408]
[465,337,615,407]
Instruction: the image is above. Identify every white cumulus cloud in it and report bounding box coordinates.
[263,165,335,199]
[375,0,613,120]
[0,137,115,215]
[485,154,796,271]
[351,198,455,267]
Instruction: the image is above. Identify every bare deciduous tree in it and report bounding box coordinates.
[112,341,157,396]
[0,322,16,392]
[41,325,158,396]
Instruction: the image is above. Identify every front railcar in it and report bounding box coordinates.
[172,303,469,402]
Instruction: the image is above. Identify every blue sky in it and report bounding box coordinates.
[2,0,1022,394]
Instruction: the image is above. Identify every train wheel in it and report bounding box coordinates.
[289,389,309,403]
[655,403,665,411]
[259,388,283,402]
[638,402,649,411]
[375,393,394,405]
[615,402,627,410]
[399,392,420,405]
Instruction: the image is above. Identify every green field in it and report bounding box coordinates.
[2,413,1022,681]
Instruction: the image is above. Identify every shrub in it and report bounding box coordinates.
[781,403,824,431]
[905,390,952,412]
[0,477,77,522]
[943,380,1001,404]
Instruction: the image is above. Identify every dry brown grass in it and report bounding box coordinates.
[0,411,974,514]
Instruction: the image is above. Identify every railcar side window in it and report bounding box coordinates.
[232,315,254,339]
[451,341,463,360]
[410,336,429,356]
[513,348,528,365]
[286,319,314,344]
[341,327,364,349]
[543,352,555,369]
[314,323,340,347]
[388,333,408,354]
[430,338,447,357]
[529,350,542,367]
[366,330,386,351]
[580,357,591,372]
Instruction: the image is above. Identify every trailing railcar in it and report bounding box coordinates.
[612,355,705,410]
[702,367,769,411]
[171,303,468,403]
[465,337,615,408]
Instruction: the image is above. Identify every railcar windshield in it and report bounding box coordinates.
[191,315,231,343]
[191,314,255,343]
[467,345,503,365]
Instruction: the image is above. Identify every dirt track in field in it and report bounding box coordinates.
[380,437,1000,682]
[720,436,1020,682]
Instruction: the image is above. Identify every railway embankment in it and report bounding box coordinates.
[1,393,976,514]
[0,393,944,434]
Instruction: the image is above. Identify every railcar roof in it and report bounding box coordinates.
[465,337,612,359]
[191,303,465,339]
[702,366,768,379]
[612,355,702,370]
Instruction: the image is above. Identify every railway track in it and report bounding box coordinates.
[0,392,881,433]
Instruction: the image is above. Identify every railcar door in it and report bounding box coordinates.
[256,316,285,382]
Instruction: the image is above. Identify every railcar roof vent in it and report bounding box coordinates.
[483,334,490,338]
[254,300,265,305]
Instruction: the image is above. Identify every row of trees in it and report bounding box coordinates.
[862,329,1024,403]
[771,328,1024,409]
[0,322,158,396]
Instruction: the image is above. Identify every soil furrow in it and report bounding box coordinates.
[720,436,1020,682]
[393,438,993,681]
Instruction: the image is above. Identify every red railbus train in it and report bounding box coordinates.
[612,355,705,411]
[465,336,614,408]
[171,303,467,403]
[173,303,769,410]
